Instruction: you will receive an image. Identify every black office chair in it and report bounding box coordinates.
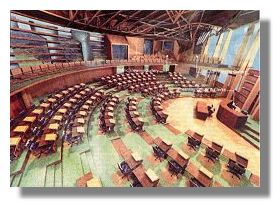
[168,160,182,177]
[205,147,219,162]
[187,137,200,150]
[227,160,246,179]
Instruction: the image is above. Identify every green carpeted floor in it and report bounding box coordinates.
[10,88,259,187]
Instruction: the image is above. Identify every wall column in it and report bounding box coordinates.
[72,30,92,61]
[219,30,233,63]
[213,33,224,58]
[21,90,33,109]
[242,78,260,110]
[226,30,260,99]
[232,24,255,67]
[251,103,260,121]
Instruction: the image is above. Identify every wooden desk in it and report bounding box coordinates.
[154,106,163,111]
[52,115,63,122]
[79,111,87,117]
[48,123,59,130]
[205,141,223,154]
[58,108,67,114]
[129,111,139,118]
[47,98,57,103]
[154,137,172,153]
[125,152,143,169]
[74,94,81,99]
[216,99,248,129]
[23,116,37,123]
[86,178,102,187]
[85,88,91,92]
[44,133,58,142]
[40,102,50,109]
[106,107,114,112]
[76,127,85,134]
[108,102,116,107]
[80,91,86,95]
[196,101,208,120]
[63,103,72,108]
[91,96,97,101]
[77,118,85,124]
[13,125,29,133]
[82,105,90,110]
[223,151,248,169]
[55,94,63,98]
[10,136,21,147]
[167,148,189,169]
[86,100,93,105]
[128,106,137,111]
[61,90,69,95]
[32,109,43,115]
[132,166,159,187]
[187,163,213,187]
[69,98,77,103]
[185,130,203,142]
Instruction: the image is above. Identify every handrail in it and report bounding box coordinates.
[10,59,176,95]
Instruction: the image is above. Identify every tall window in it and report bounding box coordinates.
[144,39,153,55]
[112,45,128,59]
[162,41,173,51]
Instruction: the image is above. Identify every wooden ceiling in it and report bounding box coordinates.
[12,10,259,43]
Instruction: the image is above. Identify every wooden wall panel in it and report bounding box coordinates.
[26,67,115,98]
[126,36,144,58]
[10,93,26,119]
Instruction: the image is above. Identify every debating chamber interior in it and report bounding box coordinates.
[10,10,260,187]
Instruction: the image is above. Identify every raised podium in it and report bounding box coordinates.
[216,99,248,129]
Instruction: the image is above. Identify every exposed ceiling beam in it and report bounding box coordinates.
[99,10,122,28]
[129,10,159,31]
[114,10,142,28]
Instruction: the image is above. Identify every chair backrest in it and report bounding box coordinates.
[21,66,33,74]
[55,63,63,69]
[31,65,42,73]
[11,67,23,78]
[62,62,69,68]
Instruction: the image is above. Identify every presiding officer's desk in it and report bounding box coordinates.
[216,99,248,129]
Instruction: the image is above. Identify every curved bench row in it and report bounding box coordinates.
[10,83,87,161]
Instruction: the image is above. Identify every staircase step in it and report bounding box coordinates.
[80,151,91,175]
[236,131,260,150]
[45,165,55,187]
[243,129,260,142]
[54,163,62,187]
[10,173,22,187]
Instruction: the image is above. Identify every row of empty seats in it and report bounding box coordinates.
[10,83,88,160]
[125,97,144,132]
[99,94,120,133]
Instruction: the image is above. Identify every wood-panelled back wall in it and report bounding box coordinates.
[10,93,26,118]
[10,67,115,119]
[27,67,115,98]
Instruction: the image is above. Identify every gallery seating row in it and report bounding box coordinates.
[10,58,175,85]
[10,61,89,84]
